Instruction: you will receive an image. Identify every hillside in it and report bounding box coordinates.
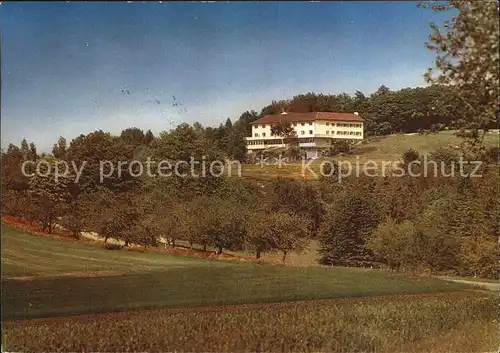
[237,130,500,181]
[1,224,467,320]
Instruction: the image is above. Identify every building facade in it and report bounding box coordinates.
[245,112,364,158]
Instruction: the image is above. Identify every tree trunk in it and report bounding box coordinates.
[256,250,261,259]
[124,240,129,247]
[217,245,223,255]
[189,241,193,250]
[282,251,287,263]
[104,236,108,244]
[203,244,207,252]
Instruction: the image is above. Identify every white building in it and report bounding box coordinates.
[245,112,364,158]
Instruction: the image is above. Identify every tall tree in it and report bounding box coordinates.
[27,157,72,234]
[319,179,382,266]
[270,120,297,147]
[421,0,499,155]
[52,136,68,160]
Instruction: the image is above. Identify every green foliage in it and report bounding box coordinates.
[460,235,500,279]
[266,178,324,236]
[187,196,248,254]
[248,211,311,262]
[51,136,67,160]
[26,157,74,233]
[368,216,461,274]
[266,211,311,263]
[367,217,421,271]
[251,85,472,138]
[66,130,141,192]
[270,120,297,144]
[319,180,382,266]
[327,139,351,156]
[402,148,420,165]
[422,0,499,154]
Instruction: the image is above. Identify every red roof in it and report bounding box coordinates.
[251,112,364,125]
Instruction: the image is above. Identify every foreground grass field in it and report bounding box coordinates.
[2,224,469,321]
[3,292,498,352]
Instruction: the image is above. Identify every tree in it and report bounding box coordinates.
[328,140,350,156]
[319,180,382,266]
[58,183,90,239]
[237,110,260,135]
[20,138,30,159]
[367,217,421,271]
[29,142,38,160]
[27,157,72,234]
[399,148,421,175]
[246,211,275,259]
[1,142,30,193]
[52,137,68,160]
[83,187,119,243]
[155,200,190,248]
[371,85,391,97]
[190,197,247,254]
[270,120,297,147]
[248,211,310,262]
[143,129,155,145]
[96,192,143,246]
[66,130,139,192]
[225,121,248,162]
[152,123,226,200]
[267,212,311,263]
[120,127,145,147]
[266,178,324,236]
[421,0,499,154]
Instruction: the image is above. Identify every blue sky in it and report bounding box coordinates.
[1,2,451,152]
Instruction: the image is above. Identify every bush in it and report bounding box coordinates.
[402,148,420,165]
[366,217,421,271]
[460,235,500,279]
[484,146,500,164]
[327,140,350,156]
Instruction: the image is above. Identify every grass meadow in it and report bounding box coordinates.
[2,225,466,320]
[237,130,500,181]
[3,292,498,352]
[2,217,498,352]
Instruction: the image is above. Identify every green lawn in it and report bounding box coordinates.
[2,225,468,320]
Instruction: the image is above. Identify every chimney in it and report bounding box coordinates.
[354,112,359,116]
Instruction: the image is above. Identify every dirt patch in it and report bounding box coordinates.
[4,271,125,281]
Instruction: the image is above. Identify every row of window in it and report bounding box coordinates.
[255,122,362,129]
[254,130,362,137]
[247,137,317,146]
[337,131,362,136]
[293,122,313,127]
[335,123,362,128]
[254,130,315,137]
